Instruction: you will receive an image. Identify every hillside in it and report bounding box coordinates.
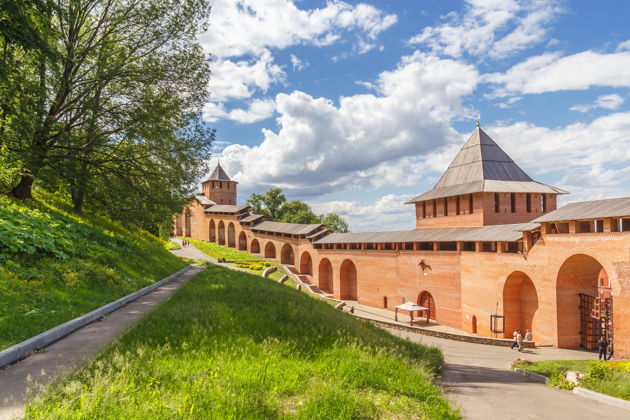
[0,193,186,350]
[25,264,458,419]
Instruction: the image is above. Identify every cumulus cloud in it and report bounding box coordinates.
[311,194,416,231]
[200,0,398,58]
[290,54,309,71]
[217,52,479,197]
[486,112,630,176]
[209,51,285,102]
[203,98,276,123]
[408,0,563,59]
[570,94,624,113]
[486,51,630,96]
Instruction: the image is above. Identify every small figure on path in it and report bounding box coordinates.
[510,329,519,350]
[524,330,532,342]
[516,330,524,352]
[598,336,608,360]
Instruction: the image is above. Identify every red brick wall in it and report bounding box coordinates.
[202,180,237,205]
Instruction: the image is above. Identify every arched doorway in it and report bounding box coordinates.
[503,271,538,339]
[250,239,260,254]
[340,259,357,300]
[264,242,276,259]
[418,291,436,321]
[227,222,236,248]
[556,254,608,349]
[280,244,294,265]
[300,252,313,275]
[209,219,216,242]
[175,214,183,236]
[318,258,333,293]
[472,315,477,334]
[238,231,247,250]
[184,208,192,237]
[217,221,225,245]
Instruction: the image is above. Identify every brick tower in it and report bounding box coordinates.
[407,124,567,228]
[201,161,238,205]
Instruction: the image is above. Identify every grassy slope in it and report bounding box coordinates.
[515,360,630,400]
[26,265,458,419]
[183,238,263,262]
[0,193,186,350]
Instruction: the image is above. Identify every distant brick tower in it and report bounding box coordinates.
[201,161,238,205]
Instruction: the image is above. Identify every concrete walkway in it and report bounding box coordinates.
[0,265,204,420]
[389,329,629,420]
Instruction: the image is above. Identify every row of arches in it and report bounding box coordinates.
[208,219,248,250]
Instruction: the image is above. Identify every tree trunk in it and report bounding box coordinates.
[10,174,34,199]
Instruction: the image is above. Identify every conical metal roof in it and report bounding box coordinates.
[407,127,567,203]
[206,162,232,181]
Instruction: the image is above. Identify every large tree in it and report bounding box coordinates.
[2,0,212,206]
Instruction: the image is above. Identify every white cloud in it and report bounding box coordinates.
[486,112,630,176]
[486,51,630,96]
[616,39,630,52]
[199,0,397,58]
[217,52,478,197]
[570,94,625,113]
[290,54,308,71]
[209,51,285,102]
[311,194,416,231]
[408,0,563,59]
[203,98,276,123]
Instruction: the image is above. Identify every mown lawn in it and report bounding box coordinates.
[0,193,186,350]
[25,265,458,419]
[514,360,630,400]
[183,237,263,262]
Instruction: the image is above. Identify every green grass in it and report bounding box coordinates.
[0,192,186,350]
[514,360,630,400]
[25,265,458,419]
[165,240,181,250]
[183,238,264,262]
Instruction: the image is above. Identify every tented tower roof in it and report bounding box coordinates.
[407,127,566,203]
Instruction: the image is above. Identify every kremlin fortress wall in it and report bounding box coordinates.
[174,126,630,358]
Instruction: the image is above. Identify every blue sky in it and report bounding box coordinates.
[197,0,630,231]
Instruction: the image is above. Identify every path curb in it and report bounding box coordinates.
[0,265,192,368]
[573,387,630,411]
[513,368,549,383]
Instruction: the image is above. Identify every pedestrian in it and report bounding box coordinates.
[597,336,608,360]
[510,329,519,350]
[524,330,532,342]
[516,330,524,352]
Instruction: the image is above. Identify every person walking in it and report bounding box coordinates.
[597,336,608,360]
[516,330,524,352]
[510,329,519,350]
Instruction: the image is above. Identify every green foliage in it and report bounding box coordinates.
[25,265,457,419]
[164,241,181,250]
[515,360,630,400]
[246,187,350,232]
[0,193,186,350]
[233,261,272,272]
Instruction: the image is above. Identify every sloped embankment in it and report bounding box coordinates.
[25,264,458,419]
[0,194,186,350]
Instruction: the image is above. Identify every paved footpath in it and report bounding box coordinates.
[389,329,629,420]
[0,265,204,420]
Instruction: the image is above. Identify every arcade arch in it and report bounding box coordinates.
[300,252,313,275]
[217,221,225,245]
[264,242,276,259]
[209,219,216,242]
[340,259,358,300]
[184,208,192,237]
[318,258,333,293]
[503,271,538,338]
[238,231,247,250]
[556,254,607,349]
[175,215,183,236]
[281,244,295,265]
[250,239,260,254]
[227,222,236,248]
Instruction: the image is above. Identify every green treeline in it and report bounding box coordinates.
[0,0,213,234]
[247,187,350,233]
